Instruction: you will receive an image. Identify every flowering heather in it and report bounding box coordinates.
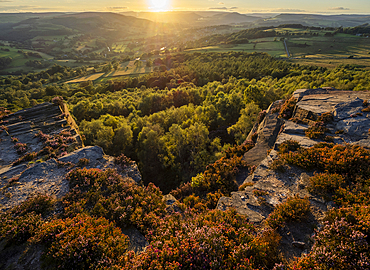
[282,143,370,181]
[295,215,370,270]
[114,153,134,167]
[0,107,10,116]
[14,142,27,154]
[304,121,328,139]
[279,97,297,119]
[51,96,64,106]
[31,214,129,269]
[266,196,310,229]
[0,195,55,245]
[35,130,77,159]
[194,143,254,194]
[124,209,281,270]
[63,168,166,234]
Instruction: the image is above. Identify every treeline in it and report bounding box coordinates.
[337,23,370,35]
[0,57,12,69]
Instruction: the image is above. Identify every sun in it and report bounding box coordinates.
[149,0,170,12]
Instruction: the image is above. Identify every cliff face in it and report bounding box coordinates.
[217,88,370,258]
[0,103,141,212]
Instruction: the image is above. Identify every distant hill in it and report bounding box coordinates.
[207,12,259,25]
[0,12,156,41]
[254,13,370,28]
[122,11,260,26]
[122,11,203,25]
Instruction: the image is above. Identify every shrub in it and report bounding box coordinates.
[278,140,301,154]
[14,142,27,154]
[0,195,55,245]
[77,157,90,167]
[63,168,166,234]
[125,209,281,269]
[282,143,370,180]
[266,196,310,229]
[193,144,254,194]
[294,216,370,270]
[114,154,134,167]
[31,214,129,269]
[307,173,345,199]
[269,158,287,173]
[305,121,328,139]
[13,152,37,165]
[51,96,64,106]
[317,112,333,123]
[279,96,297,119]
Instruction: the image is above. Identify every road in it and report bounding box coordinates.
[283,40,290,58]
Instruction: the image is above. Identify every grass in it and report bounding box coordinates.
[287,34,370,58]
[185,41,286,57]
[185,31,370,67]
[0,46,54,72]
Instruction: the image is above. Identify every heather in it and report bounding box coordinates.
[123,209,281,270]
[0,169,283,269]
[267,141,370,269]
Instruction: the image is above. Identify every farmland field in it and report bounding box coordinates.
[104,60,154,78]
[185,39,287,57]
[65,73,105,83]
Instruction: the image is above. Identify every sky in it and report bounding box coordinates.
[0,0,369,14]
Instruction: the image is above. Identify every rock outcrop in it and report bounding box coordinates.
[0,103,141,212]
[217,88,370,258]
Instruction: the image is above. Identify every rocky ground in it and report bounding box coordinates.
[217,87,370,259]
[0,102,141,211]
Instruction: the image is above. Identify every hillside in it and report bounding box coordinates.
[253,13,370,28]
[0,12,156,42]
[0,88,370,269]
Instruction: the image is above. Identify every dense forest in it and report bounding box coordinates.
[1,52,370,269]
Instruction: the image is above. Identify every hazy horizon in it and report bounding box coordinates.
[0,0,369,14]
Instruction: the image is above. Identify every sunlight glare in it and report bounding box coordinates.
[149,0,170,12]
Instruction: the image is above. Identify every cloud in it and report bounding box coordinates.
[209,7,227,10]
[218,2,224,5]
[0,5,36,11]
[106,7,127,11]
[0,0,12,2]
[229,7,238,10]
[269,8,306,12]
[329,7,350,10]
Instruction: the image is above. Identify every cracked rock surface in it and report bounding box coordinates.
[217,88,370,259]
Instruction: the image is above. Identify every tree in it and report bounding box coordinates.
[228,103,260,144]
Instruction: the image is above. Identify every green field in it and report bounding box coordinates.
[185,39,287,58]
[185,30,370,68]
[0,46,54,72]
